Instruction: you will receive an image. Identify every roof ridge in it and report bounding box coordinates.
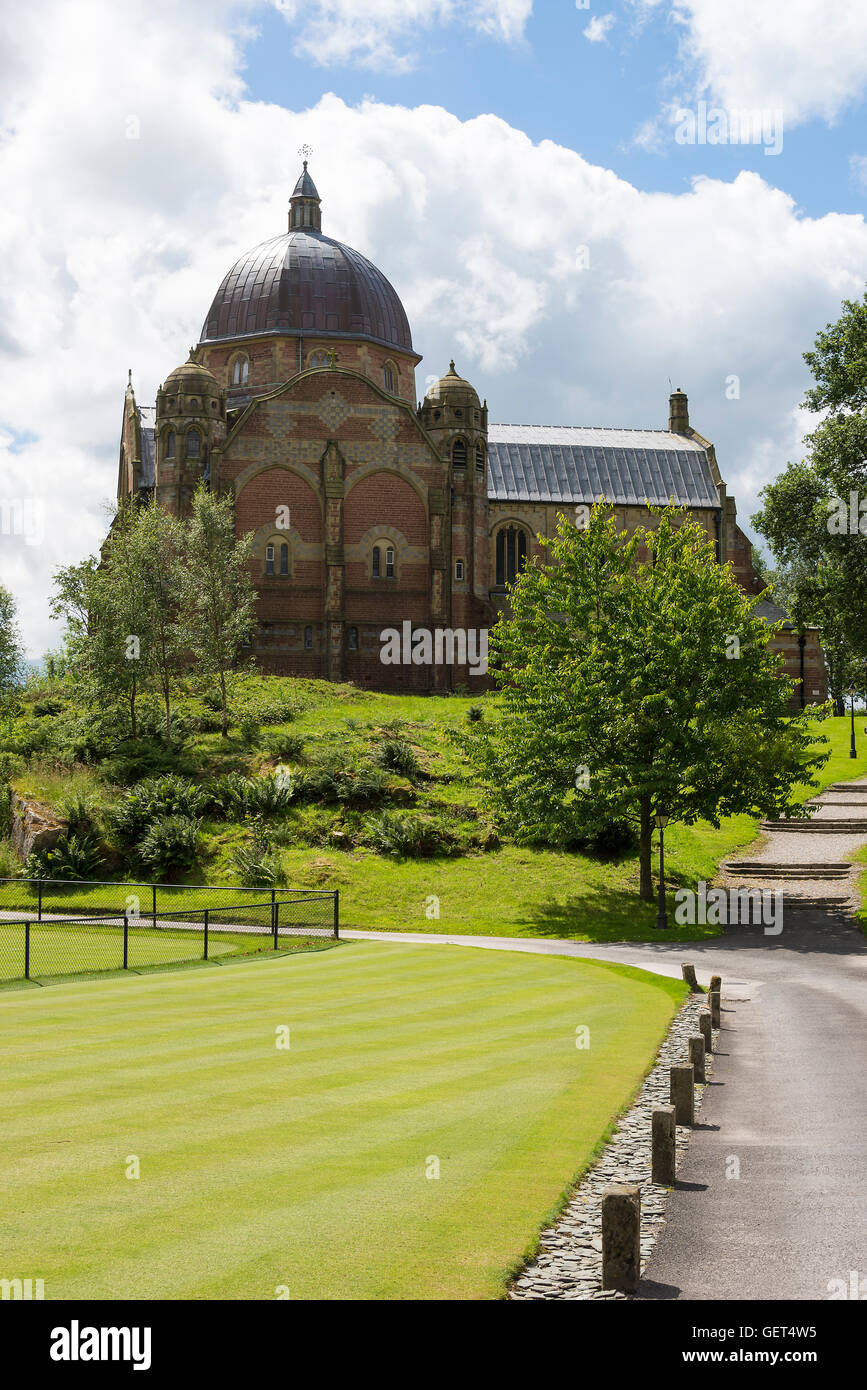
[490,422,676,433]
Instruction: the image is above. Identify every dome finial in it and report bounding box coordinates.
[290,147,321,231]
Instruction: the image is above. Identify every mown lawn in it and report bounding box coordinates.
[0,942,685,1300]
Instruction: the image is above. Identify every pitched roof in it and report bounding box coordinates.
[486,423,719,508]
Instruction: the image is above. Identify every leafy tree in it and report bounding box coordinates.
[122,502,184,739]
[467,507,827,900]
[802,291,867,415]
[176,485,257,737]
[0,584,24,698]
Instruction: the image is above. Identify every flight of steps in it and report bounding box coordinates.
[722,861,852,880]
[761,782,867,833]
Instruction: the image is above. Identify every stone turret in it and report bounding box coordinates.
[154,350,225,513]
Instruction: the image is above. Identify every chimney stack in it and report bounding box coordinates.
[669,387,690,434]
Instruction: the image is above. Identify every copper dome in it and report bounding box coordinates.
[199,229,415,355]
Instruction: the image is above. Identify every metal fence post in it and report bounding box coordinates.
[152,884,157,931]
[25,921,30,980]
[203,908,209,962]
[273,901,279,951]
[38,880,42,922]
[123,914,129,970]
[333,889,339,939]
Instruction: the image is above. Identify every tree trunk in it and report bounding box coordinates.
[129,677,137,741]
[220,668,228,739]
[639,796,653,900]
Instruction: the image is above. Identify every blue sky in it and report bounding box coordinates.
[243,2,867,218]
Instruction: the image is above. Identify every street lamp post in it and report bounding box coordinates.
[655,812,669,931]
[848,687,857,759]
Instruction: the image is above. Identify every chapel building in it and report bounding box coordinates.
[117,162,827,706]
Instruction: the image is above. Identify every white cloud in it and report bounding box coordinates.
[584,14,616,44]
[269,0,531,70]
[638,1,867,128]
[2,0,867,656]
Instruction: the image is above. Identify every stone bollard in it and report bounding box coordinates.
[651,1104,677,1186]
[601,1184,641,1292]
[670,1063,695,1125]
[698,1010,713,1054]
[708,974,721,996]
[688,1033,706,1084]
[681,962,701,992]
[709,990,721,1029]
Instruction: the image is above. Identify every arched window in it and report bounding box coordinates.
[186,429,200,458]
[372,546,381,579]
[383,363,395,392]
[166,430,176,459]
[385,547,395,578]
[452,439,467,469]
[496,525,528,587]
[231,356,249,387]
[189,398,199,410]
[348,626,359,651]
[304,625,313,650]
[308,350,329,369]
[265,543,275,576]
[475,443,485,472]
[279,543,289,576]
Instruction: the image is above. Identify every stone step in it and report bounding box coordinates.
[723,861,852,879]
[828,783,867,792]
[761,820,867,832]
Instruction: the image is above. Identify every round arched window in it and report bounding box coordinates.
[186,429,200,458]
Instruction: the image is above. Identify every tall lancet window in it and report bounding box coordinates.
[496,526,527,587]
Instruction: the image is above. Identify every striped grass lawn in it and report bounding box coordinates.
[0,942,684,1300]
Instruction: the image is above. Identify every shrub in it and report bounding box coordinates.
[56,792,98,835]
[205,771,251,819]
[265,731,305,761]
[373,739,421,779]
[295,764,343,803]
[244,773,293,816]
[112,775,207,843]
[341,767,389,806]
[363,811,458,858]
[21,830,105,881]
[33,698,63,718]
[137,815,201,876]
[231,816,283,887]
[238,714,261,748]
[467,705,484,723]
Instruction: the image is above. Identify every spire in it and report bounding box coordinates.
[289,153,322,232]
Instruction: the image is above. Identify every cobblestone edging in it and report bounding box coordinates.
[509,993,715,1301]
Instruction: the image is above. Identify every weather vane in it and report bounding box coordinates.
[298,143,313,165]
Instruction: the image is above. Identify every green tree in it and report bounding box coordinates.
[467,507,826,900]
[52,510,145,737]
[177,484,257,737]
[124,502,184,739]
[0,584,24,697]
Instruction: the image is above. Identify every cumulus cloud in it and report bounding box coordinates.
[2,0,867,655]
[634,0,867,129]
[269,0,532,70]
[584,14,616,44]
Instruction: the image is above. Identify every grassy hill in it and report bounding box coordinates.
[0,672,861,942]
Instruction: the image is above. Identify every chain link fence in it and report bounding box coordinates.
[0,883,339,985]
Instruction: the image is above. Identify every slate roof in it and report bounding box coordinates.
[487,423,719,508]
